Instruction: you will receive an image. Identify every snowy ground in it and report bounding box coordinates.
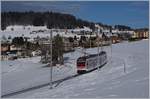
[1,25,96,40]
[1,39,149,98]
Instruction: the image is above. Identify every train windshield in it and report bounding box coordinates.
[77,62,85,67]
[77,57,86,67]
[77,61,85,64]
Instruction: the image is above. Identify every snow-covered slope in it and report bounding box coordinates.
[1,40,149,98]
[1,25,50,39]
[1,25,97,41]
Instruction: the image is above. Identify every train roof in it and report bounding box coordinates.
[77,51,106,60]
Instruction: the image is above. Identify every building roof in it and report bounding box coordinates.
[77,51,106,61]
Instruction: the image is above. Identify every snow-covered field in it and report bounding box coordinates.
[1,25,96,40]
[1,39,149,98]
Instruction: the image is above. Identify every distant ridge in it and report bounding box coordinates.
[1,11,97,30]
[1,11,139,31]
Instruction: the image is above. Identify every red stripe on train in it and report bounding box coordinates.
[77,63,85,68]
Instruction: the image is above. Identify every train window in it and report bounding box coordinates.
[77,62,85,66]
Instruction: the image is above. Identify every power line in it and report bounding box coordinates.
[49,30,53,89]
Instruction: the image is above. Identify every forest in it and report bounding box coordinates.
[1,11,96,30]
[1,11,135,31]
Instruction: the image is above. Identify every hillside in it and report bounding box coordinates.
[1,11,96,30]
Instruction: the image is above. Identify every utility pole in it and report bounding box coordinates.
[97,28,100,70]
[90,32,92,48]
[123,60,126,73]
[83,31,86,56]
[49,30,53,89]
[110,32,112,65]
[101,32,103,51]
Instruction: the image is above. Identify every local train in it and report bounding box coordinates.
[77,51,107,74]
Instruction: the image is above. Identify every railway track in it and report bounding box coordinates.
[2,62,107,98]
[1,74,80,98]
[2,69,97,98]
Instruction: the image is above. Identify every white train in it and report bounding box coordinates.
[77,51,107,74]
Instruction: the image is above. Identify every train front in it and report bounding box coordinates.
[76,57,87,74]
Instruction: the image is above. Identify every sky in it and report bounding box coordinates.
[1,1,149,28]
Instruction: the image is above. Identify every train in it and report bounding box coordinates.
[77,51,107,74]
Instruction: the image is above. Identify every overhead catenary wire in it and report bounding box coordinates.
[97,28,100,70]
[49,30,53,89]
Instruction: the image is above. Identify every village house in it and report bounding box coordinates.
[111,34,121,44]
[63,38,74,52]
[72,26,92,35]
[1,43,25,60]
[10,45,22,51]
[1,50,20,61]
[1,44,10,60]
[31,50,42,57]
[34,37,50,45]
[102,27,111,34]
[1,44,10,52]
[94,24,103,35]
[73,40,79,47]
[1,52,9,60]
[94,24,121,45]
[112,29,134,40]
[132,29,149,39]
